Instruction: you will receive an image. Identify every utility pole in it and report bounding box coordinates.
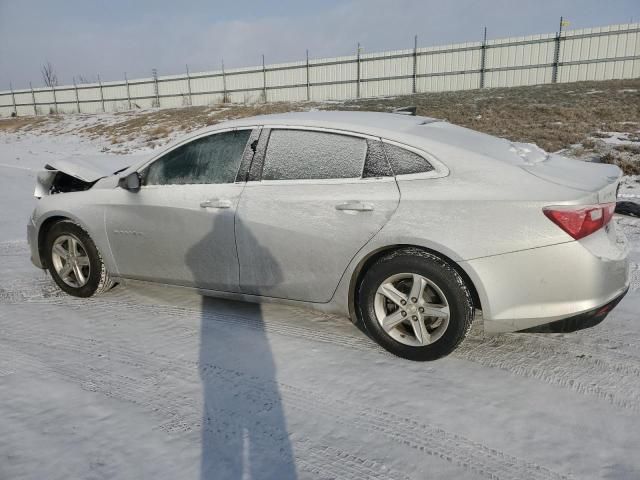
[222,59,228,103]
[262,54,267,103]
[480,26,488,89]
[97,74,105,112]
[552,16,566,83]
[412,35,418,94]
[186,64,193,106]
[9,82,17,116]
[306,49,311,101]
[124,72,132,110]
[152,68,160,108]
[73,76,80,113]
[29,82,37,115]
[356,42,361,98]
[52,84,58,114]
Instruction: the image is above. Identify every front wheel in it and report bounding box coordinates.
[358,249,474,361]
[44,220,114,297]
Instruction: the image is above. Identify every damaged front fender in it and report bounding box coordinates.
[34,167,97,198]
[34,154,135,198]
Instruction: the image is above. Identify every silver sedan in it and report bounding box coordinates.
[27,111,630,360]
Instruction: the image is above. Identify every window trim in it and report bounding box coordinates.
[137,126,257,187]
[380,138,449,180]
[251,125,381,185]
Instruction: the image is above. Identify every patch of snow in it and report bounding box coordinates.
[592,131,640,146]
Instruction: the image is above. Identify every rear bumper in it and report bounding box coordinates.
[461,222,629,333]
[519,287,628,333]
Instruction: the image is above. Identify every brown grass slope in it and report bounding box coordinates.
[1,79,638,171]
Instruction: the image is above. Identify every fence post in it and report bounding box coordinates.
[97,74,105,112]
[356,42,361,98]
[306,49,311,101]
[73,77,80,113]
[222,59,228,103]
[185,64,193,106]
[412,35,418,94]
[9,82,17,116]
[552,16,564,83]
[262,54,267,103]
[30,82,37,115]
[480,26,487,88]
[52,85,58,114]
[152,68,160,108]
[124,72,132,110]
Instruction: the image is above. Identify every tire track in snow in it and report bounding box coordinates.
[3,239,640,412]
[25,294,385,354]
[0,240,31,256]
[0,336,406,480]
[1,327,566,480]
[456,332,640,412]
[6,283,640,414]
[629,262,640,291]
[576,327,640,355]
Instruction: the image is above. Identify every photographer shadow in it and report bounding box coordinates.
[186,214,298,480]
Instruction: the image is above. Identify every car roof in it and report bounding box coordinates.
[230,110,437,131]
[189,110,439,141]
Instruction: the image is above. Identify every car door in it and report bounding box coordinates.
[235,127,401,302]
[105,127,256,291]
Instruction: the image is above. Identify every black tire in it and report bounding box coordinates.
[357,248,474,361]
[44,220,114,298]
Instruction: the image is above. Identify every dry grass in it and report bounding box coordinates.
[0,115,50,132]
[331,79,640,153]
[615,144,640,154]
[1,78,638,171]
[601,151,640,175]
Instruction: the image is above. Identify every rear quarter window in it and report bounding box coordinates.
[383,142,434,175]
[363,139,393,178]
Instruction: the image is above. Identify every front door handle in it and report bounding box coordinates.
[200,198,232,209]
[335,201,374,212]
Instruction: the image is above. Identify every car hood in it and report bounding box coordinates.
[35,154,149,198]
[45,154,139,182]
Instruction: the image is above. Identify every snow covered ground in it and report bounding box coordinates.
[1,129,640,480]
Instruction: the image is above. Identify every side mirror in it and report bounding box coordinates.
[118,172,141,192]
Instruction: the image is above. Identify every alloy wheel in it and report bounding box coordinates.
[374,273,450,347]
[50,234,91,288]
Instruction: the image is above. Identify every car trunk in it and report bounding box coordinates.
[520,154,621,204]
[415,122,622,203]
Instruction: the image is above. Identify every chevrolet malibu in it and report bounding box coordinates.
[27,111,630,360]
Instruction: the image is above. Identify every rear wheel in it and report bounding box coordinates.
[358,249,474,361]
[44,221,114,297]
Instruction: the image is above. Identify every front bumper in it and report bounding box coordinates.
[27,218,44,269]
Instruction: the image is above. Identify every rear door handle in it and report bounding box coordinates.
[335,201,374,212]
[200,198,232,209]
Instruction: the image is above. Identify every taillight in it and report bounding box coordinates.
[543,203,616,240]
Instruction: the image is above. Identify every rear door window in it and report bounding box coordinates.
[262,130,366,180]
[383,142,434,175]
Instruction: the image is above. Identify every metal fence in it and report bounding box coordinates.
[1,21,639,117]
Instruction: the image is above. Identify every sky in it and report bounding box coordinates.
[0,0,639,90]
